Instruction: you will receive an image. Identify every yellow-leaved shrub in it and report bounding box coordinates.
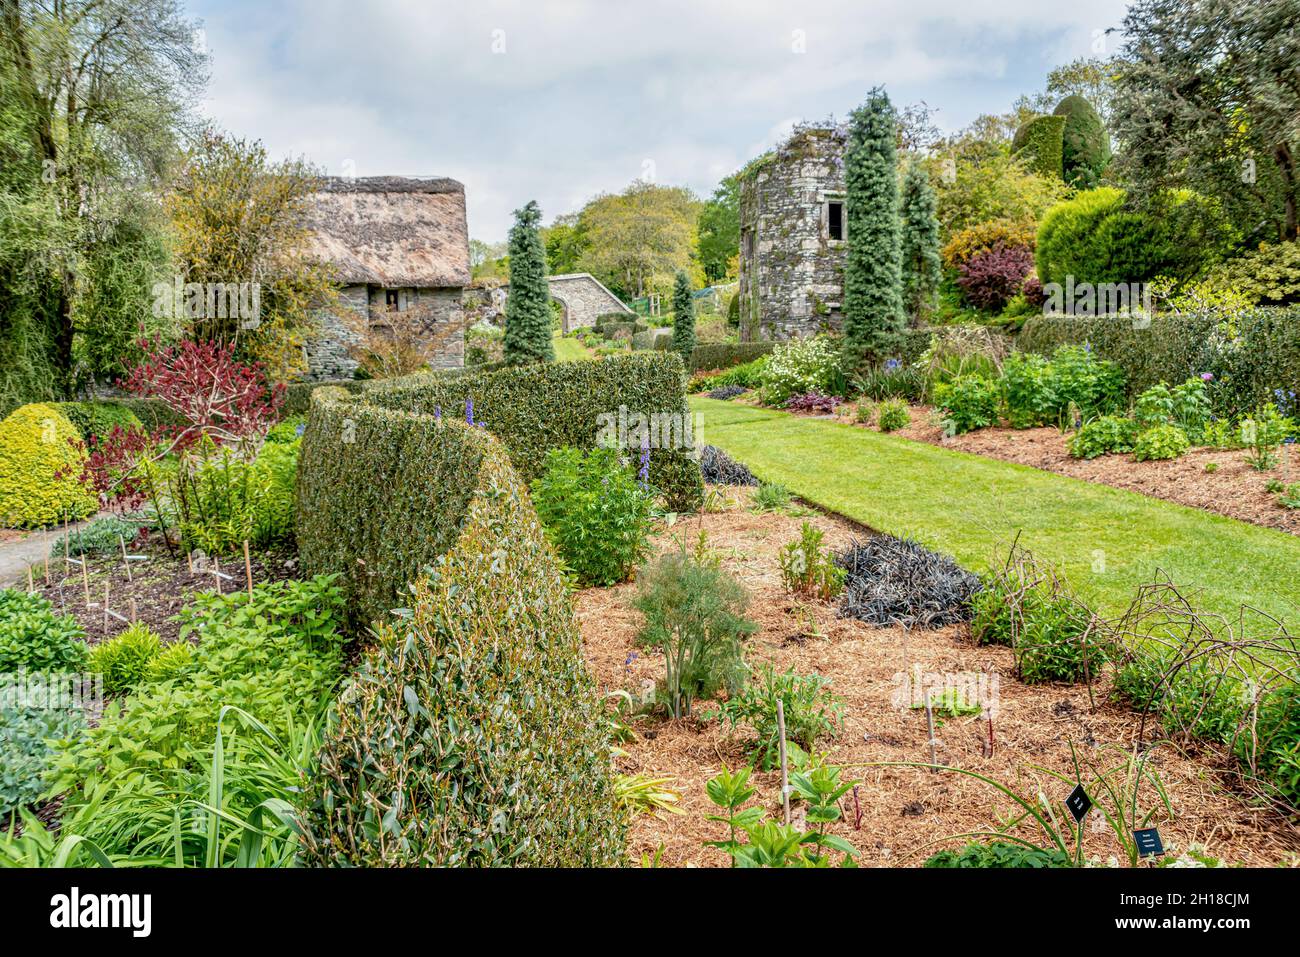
[0,403,97,528]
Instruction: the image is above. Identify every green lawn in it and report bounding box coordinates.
[553,333,592,362]
[692,397,1300,625]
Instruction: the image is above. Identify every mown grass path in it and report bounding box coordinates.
[552,333,593,362]
[692,397,1300,624]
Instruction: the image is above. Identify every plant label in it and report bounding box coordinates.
[1066,784,1091,823]
[1133,827,1165,858]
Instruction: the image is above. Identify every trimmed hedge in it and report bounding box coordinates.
[0,404,96,528]
[363,352,703,510]
[1053,94,1110,189]
[281,379,366,417]
[689,341,776,372]
[631,329,672,351]
[1018,306,1300,418]
[1012,115,1065,180]
[297,391,625,866]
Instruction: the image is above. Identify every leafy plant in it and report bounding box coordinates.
[1068,415,1139,459]
[0,682,87,817]
[759,336,844,405]
[145,641,196,683]
[0,592,87,673]
[779,522,845,599]
[614,769,683,817]
[87,624,163,694]
[50,515,142,559]
[1239,402,1293,470]
[1133,424,1190,462]
[752,481,792,512]
[956,244,1034,310]
[876,398,910,432]
[531,446,654,586]
[785,392,839,414]
[923,841,1070,868]
[933,375,999,435]
[1135,378,1212,442]
[1277,484,1300,509]
[1000,351,1056,428]
[633,535,755,718]
[717,665,844,770]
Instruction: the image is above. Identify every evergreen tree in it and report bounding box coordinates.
[503,200,555,364]
[842,88,903,368]
[899,159,941,323]
[671,271,696,357]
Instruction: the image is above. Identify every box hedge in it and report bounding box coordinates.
[1018,306,1300,418]
[689,341,776,372]
[296,391,625,865]
[362,352,702,510]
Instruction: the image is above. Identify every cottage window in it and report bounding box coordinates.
[827,201,844,241]
[385,289,400,312]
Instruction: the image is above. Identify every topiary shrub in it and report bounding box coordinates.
[299,414,626,866]
[361,351,702,513]
[0,404,97,528]
[53,402,143,442]
[1012,115,1066,180]
[1053,95,1110,188]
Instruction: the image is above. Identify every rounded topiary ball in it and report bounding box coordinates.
[0,403,98,528]
[1053,94,1111,189]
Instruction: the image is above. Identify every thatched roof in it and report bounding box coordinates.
[305,176,470,288]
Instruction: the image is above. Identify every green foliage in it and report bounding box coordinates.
[760,336,843,405]
[1045,345,1126,419]
[1069,415,1139,459]
[531,446,654,587]
[171,439,299,554]
[1012,115,1066,179]
[363,351,702,512]
[999,351,1056,428]
[843,88,903,367]
[1238,402,1294,470]
[717,665,844,771]
[1278,484,1300,510]
[0,590,87,673]
[51,515,141,558]
[689,341,776,373]
[1015,595,1102,683]
[503,200,555,365]
[87,624,163,694]
[300,445,626,866]
[0,403,97,528]
[53,402,143,442]
[697,175,740,283]
[1134,378,1213,441]
[900,160,942,321]
[1017,306,1300,421]
[633,536,755,718]
[1036,187,1229,287]
[752,482,792,512]
[1053,95,1111,188]
[145,641,196,683]
[1132,424,1190,462]
[0,683,86,817]
[929,149,1070,237]
[876,398,910,432]
[670,271,696,357]
[1241,684,1300,810]
[1210,241,1300,306]
[924,841,1071,868]
[933,375,999,435]
[778,522,845,599]
[941,218,1039,272]
[265,415,305,443]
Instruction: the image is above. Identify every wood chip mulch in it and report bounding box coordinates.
[576,489,1300,867]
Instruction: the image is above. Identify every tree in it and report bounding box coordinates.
[671,271,696,357]
[164,130,336,380]
[577,180,702,300]
[542,214,588,275]
[503,200,554,365]
[899,160,941,323]
[0,0,206,396]
[697,175,740,283]
[1112,0,1300,243]
[842,88,902,368]
[1044,57,1122,130]
[926,150,1069,237]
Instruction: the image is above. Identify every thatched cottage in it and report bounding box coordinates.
[302,175,471,379]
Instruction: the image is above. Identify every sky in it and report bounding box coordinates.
[189,0,1133,243]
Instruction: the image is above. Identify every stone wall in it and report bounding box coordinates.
[304,284,366,380]
[738,127,846,341]
[546,274,633,331]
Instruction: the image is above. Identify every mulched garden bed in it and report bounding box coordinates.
[23,533,299,645]
[575,487,1299,867]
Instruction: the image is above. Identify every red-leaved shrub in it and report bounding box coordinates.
[956,245,1035,310]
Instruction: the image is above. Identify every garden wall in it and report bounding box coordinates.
[363,351,703,509]
[296,387,625,865]
[1018,306,1300,416]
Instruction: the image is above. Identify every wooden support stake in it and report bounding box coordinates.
[63,516,71,574]
[129,597,137,624]
[925,691,938,772]
[103,582,110,633]
[243,540,253,599]
[213,557,221,594]
[119,535,132,583]
[81,555,91,607]
[187,549,193,574]
[776,698,791,826]
[27,565,34,593]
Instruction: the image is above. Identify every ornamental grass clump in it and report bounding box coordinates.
[834,535,981,630]
[87,624,163,694]
[698,445,758,486]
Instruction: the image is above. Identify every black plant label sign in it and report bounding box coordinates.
[1133,827,1165,858]
[1066,784,1092,823]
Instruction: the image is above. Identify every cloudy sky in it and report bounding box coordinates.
[190,0,1132,242]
